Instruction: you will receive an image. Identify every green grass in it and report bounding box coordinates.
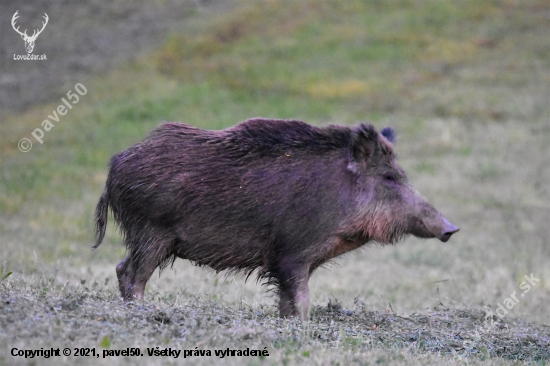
[1,0,549,364]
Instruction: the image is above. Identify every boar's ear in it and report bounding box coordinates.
[351,124,378,167]
[381,127,396,144]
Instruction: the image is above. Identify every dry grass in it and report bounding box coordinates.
[2,270,549,365]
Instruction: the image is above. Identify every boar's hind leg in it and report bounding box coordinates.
[277,263,310,320]
[116,234,175,301]
[116,256,131,299]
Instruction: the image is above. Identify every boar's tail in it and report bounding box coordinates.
[93,188,109,249]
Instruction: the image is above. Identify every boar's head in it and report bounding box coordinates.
[348,124,459,244]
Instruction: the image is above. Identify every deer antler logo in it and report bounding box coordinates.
[12,11,49,54]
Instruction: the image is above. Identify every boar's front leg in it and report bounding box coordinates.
[276,261,310,320]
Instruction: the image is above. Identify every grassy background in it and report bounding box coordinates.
[1,0,549,364]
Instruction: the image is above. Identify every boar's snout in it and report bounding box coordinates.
[406,189,460,243]
[409,195,460,243]
[437,217,460,242]
[422,213,459,242]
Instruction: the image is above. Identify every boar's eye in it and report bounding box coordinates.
[384,173,397,183]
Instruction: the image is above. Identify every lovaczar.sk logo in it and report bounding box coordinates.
[12,10,48,61]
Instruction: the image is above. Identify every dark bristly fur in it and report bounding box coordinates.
[94,118,458,319]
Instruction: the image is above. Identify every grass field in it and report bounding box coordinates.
[1,0,549,364]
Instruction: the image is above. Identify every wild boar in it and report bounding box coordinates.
[94,118,459,319]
